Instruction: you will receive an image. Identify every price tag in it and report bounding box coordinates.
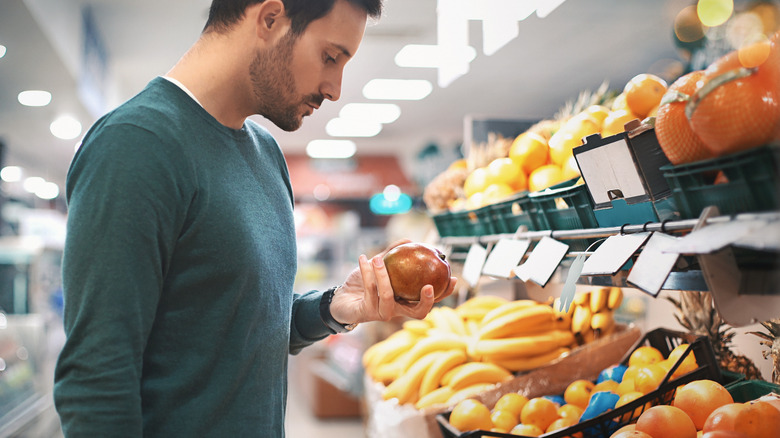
[581,232,651,276]
[481,239,531,278]
[514,236,569,287]
[626,232,680,296]
[665,219,767,254]
[462,244,488,287]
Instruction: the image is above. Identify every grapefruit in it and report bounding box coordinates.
[655,70,714,164]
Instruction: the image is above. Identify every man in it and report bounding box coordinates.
[53,0,456,436]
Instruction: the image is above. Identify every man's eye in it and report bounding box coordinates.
[324,54,336,64]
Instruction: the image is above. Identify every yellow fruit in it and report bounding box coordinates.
[464,167,489,198]
[491,409,519,431]
[482,183,515,205]
[629,346,664,367]
[562,113,602,141]
[486,157,527,191]
[601,109,639,137]
[509,131,549,175]
[415,385,456,409]
[560,154,580,181]
[528,164,565,192]
[611,92,629,111]
[547,131,584,167]
[520,397,560,431]
[564,379,595,409]
[624,73,668,118]
[449,399,493,432]
[494,393,529,419]
[584,104,610,124]
[465,192,485,210]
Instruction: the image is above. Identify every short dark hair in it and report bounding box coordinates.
[204,0,382,34]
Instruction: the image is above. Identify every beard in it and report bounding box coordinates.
[249,31,323,132]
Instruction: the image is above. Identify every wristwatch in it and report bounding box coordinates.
[320,285,358,334]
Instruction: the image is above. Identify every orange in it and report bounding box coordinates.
[611,92,630,111]
[494,392,528,420]
[738,35,772,69]
[584,104,610,124]
[564,379,596,409]
[633,363,667,394]
[485,157,527,191]
[465,192,485,210]
[655,70,713,165]
[490,409,518,431]
[635,405,697,438]
[666,343,699,378]
[509,131,549,175]
[528,164,566,192]
[616,378,637,396]
[548,130,583,166]
[615,391,649,422]
[592,379,620,394]
[449,399,493,432]
[482,183,515,205]
[621,365,642,382]
[601,109,639,137]
[673,379,734,429]
[703,403,747,433]
[557,403,584,421]
[623,73,668,118]
[463,167,489,198]
[520,397,560,431]
[611,430,652,438]
[562,113,603,140]
[546,416,577,434]
[734,401,780,438]
[628,346,664,367]
[687,35,780,156]
[510,423,544,436]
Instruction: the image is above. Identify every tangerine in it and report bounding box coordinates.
[601,109,639,137]
[634,363,667,394]
[528,164,566,192]
[584,104,610,124]
[635,405,697,438]
[490,409,518,431]
[734,401,780,438]
[510,423,544,436]
[615,391,649,422]
[703,402,747,433]
[611,93,630,111]
[616,378,637,396]
[655,70,713,164]
[493,392,528,420]
[546,416,577,434]
[592,379,620,394]
[561,154,581,181]
[520,397,560,431]
[486,157,527,192]
[666,343,699,378]
[509,132,549,175]
[464,167,489,198]
[482,183,515,205]
[564,379,596,409]
[673,379,734,429]
[624,73,669,118]
[628,346,665,367]
[449,399,493,431]
[557,403,584,420]
[548,131,585,167]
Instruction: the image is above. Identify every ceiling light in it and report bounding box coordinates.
[50,115,82,140]
[326,118,382,137]
[339,103,401,124]
[363,79,433,101]
[0,166,23,182]
[394,44,477,69]
[35,182,60,200]
[23,176,46,193]
[0,45,6,59]
[18,90,52,107]
[306,139,357,159]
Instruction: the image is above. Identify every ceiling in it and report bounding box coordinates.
[0,0,701,198]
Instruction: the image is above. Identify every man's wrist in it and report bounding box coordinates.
[319,285,358,334]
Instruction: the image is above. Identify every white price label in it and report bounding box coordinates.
[462,244,488,287]
[481,239,531,278]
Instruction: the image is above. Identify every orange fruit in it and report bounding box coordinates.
[629,346,664,367]
[449,399,493,431]
[482,183,515,205]
[611,92,630,111]
[611,430,653,438]
[634,363,667,394]
[673,379,734,429]
[624,73,668,118]
[546,416,577,433]
[557,403,584,421]
[562,113,603,140]
[584,104,610,124]
[615,391,649,422]
[655,70,713,164]
[734,401,780,438]
[564,379,596,409]
[635,405,697,438]
[510,423,544,436]
[622,365,642,382]
[465,192,485,210]
[464,167,489,198]
[592,379,620,394]
[490,409,518,431]
[520,397,560,431]
[494,392,528,419]
[509,132,549,175]
[666,343,699,378]
[687,35,780,156]
[703,403,747,433]
[561,154,581,181]
[548,130,584,166]
[601,109,639,137]
[528,164,565,192]
[486,157,527,191]
[616,378,637,396]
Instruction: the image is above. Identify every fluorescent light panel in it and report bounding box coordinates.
[306,139,357,159]
[363,79,433,101]
[339,103,401,124]
[50,115,82,140]
[326,118,382,137]
[18,90,52,107]
[0,45,6,58]
[394,44,477,68]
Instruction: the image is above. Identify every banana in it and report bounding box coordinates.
[552,297,573,331]
[363,331,418,371]
[489,347,571,372]
[382,351,442,405]
[455,305,494,321]
[419,349,468,397]
[474,330,575,359]
[458,295,510,310]
[572,291,591,307]
[371,360,405,385]
[402,319,431,337]
[445,383,497,406]
[397,333,467,373]
[464,320,480,337]
[446,362,513,390]
[571,303,593,336]
[439,306,468,336]
[590,309,615,337]
[478,304,555,339]
[607,287,624,310]
[414,385,456,410]
[479,300,539,327]
[589,287,610,313]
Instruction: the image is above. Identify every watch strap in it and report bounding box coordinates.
[319,285,358,334]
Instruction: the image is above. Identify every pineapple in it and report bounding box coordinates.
[748,319,780,385]
[666,291,764,381]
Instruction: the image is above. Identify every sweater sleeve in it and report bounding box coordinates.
[289,290,333,355]
[53,122,190,437]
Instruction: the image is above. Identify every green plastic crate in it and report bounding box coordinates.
[489,192,539,234]
[529,180,598,251]
[726,379,780,403]
[661,145,780,219]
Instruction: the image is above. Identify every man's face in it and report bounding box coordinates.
[250,0,368,132]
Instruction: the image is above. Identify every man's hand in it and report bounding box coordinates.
[329,239,457,325]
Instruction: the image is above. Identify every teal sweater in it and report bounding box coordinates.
[54,77,332,437]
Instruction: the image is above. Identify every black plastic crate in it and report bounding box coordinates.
[661,145,780,219]
[436,328,722,438]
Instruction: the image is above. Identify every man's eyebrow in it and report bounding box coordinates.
[330,43,352,59]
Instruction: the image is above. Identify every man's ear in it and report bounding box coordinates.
[252,0,288,41]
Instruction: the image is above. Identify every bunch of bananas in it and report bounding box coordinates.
[568,287,623,345]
